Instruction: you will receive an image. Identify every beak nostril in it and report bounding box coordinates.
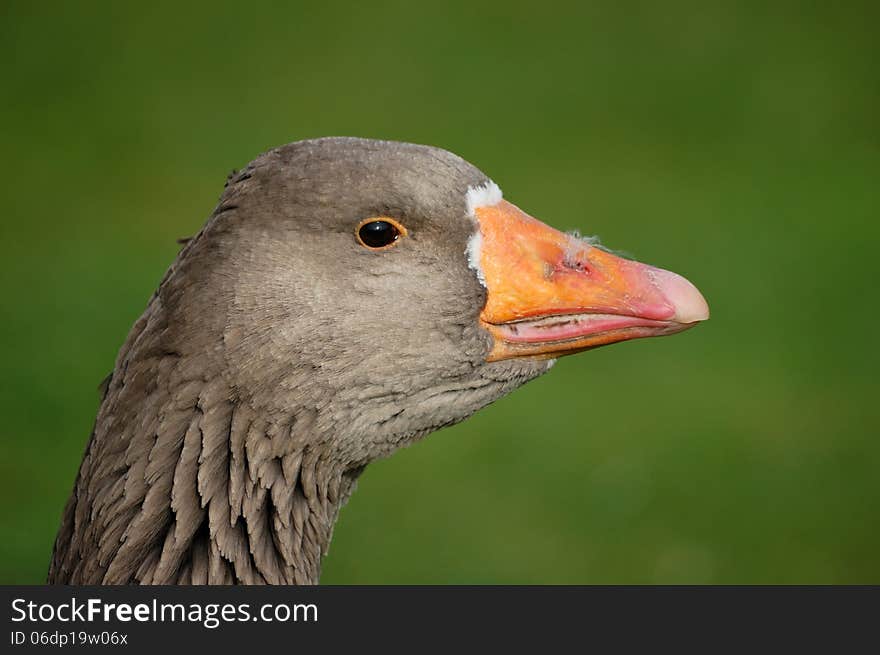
[561,256,589,274]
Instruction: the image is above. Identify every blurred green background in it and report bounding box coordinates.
[1,1,877,584]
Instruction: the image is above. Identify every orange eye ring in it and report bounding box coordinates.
[355,217,408,250]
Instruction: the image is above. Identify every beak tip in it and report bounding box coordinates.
[653,268,710,324]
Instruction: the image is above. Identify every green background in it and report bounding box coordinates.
[1,1,877,584]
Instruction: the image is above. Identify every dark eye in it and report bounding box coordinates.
[356,218,407,250]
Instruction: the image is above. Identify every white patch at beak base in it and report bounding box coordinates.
[465,180,503,217]
[466,230,486,287]
[464,180,503,289]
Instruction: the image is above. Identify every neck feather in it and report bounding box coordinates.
[48,350,358,585]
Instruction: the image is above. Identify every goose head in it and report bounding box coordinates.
[209,137,707,458]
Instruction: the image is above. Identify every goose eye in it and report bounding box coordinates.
[356,217,407,250]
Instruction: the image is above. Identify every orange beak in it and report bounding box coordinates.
[474,200,709,361]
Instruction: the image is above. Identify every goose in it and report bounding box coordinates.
[48,137,709,584]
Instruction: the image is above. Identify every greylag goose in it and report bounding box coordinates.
[48,137,708,584]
